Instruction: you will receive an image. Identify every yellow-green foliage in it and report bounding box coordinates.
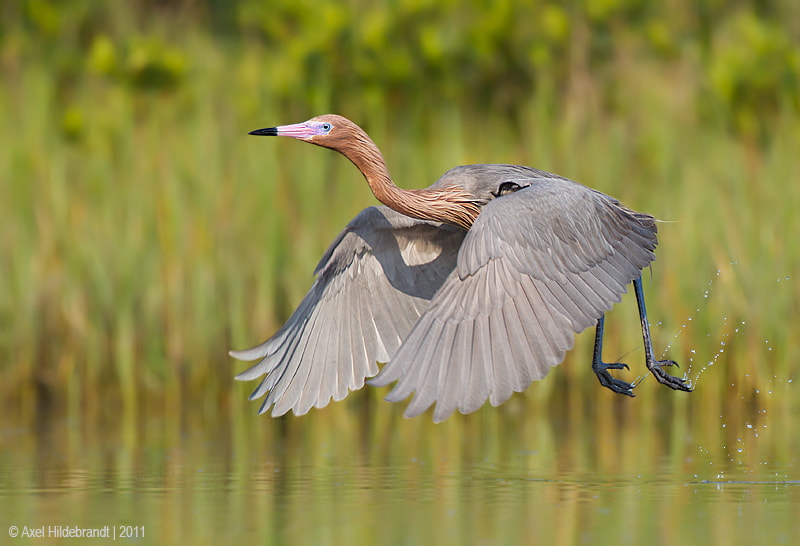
[1,0,798,423]
[706,11,800,138]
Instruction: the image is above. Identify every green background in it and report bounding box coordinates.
[1,0,798,450]
[2,2,799,544]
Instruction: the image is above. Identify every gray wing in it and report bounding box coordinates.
[231,206,465,417]
[370,178,658,422]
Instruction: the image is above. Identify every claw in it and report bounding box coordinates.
[648,359,693,392]
[592,279,693,397]
[593,361,635,397]
[632,277,692,394]
[592,316,635,396]
[658,359,679,369]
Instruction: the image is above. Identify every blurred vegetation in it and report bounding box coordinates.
[1,0,798,427]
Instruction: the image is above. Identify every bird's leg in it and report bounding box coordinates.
[633,277,693,392]
[592,314,635,397]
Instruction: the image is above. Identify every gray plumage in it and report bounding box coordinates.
[232,205,465,416]
[232,162,657,421]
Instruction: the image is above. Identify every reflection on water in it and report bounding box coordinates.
[2,385,798,546]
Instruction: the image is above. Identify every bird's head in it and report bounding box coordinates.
[249,114,361,150]
[249,114,387,180]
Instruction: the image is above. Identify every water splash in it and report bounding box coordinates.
[659,264,744,387]
[677,268,797,479]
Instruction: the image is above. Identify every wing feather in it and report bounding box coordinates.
[437,319,473,421]
[232,206,464,416]
[268,303,322,416]
[296,306,329,414]
[372,177,658,418]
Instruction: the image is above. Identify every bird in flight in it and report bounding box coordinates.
[231,114,692,422]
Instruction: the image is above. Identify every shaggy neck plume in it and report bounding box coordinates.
[327,123,480,230]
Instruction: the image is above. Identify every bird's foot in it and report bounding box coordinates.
[647,359,693,392]
[592,361,635,397]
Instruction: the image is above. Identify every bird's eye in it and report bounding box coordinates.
[492,181,525,198]
[321,123,332,132]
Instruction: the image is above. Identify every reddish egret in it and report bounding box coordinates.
[232,114,691,422]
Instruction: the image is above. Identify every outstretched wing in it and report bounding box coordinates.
[232,206,465,417]
[370,178,658,422]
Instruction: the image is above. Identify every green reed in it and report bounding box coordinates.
[1,2,798,430]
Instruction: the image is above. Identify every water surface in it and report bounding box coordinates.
[2,390,797,545]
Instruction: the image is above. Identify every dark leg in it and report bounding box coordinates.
[634,277,693,392]
[592,314,635,397]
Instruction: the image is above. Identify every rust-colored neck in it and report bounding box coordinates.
[327,126,480,230]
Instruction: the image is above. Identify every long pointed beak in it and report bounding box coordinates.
[248,121,323,139]
[248,127,278,136]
